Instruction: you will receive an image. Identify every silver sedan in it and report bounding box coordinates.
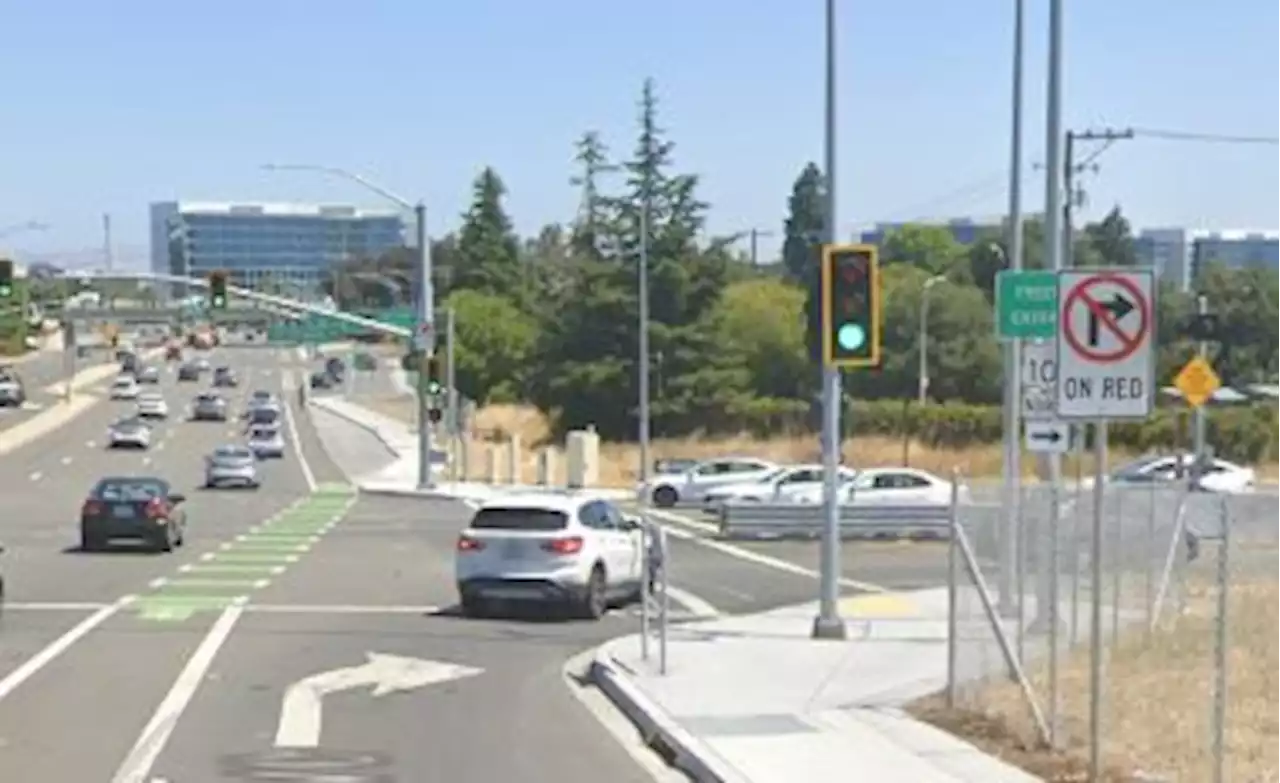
[204,445,259,489]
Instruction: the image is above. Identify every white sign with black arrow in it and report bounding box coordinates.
[1025,421,1069,454]
[274,653,484,749]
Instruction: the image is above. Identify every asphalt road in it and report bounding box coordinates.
[0,347,669,783]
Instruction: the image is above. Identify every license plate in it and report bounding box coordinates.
[501,541,522,560]
[112,505,135,519]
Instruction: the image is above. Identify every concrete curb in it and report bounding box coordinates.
[589,647,749,783]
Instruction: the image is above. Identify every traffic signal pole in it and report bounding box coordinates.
[812,0,846,641]
[414,202,436,491]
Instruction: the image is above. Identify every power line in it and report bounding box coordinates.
[1130,127,1280,145]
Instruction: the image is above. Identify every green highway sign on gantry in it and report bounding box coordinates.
[996,270,1058,339]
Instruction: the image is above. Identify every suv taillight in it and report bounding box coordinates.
[144,498,167,519]
[82,499,105,516]
[541,536,584,555]
[457,535,485,552]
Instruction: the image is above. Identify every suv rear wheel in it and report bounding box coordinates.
[578,565,607,620]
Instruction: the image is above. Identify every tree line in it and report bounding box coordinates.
[322,80,1280,462]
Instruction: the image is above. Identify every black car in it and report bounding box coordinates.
[177,362,201,382]
[309,371,333,390]
[324,356,346,383]
[0,367,26,407]
[119,352,139,374]
[213,366,238,387]
[79,477,187,552]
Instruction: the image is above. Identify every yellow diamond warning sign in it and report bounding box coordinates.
[1173,356,1221,408]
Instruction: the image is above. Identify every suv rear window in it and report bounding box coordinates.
[470,508,568,531]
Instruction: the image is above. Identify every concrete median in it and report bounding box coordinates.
[0,394,101,457]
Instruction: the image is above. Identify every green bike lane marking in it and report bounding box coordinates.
[133,487,358,622]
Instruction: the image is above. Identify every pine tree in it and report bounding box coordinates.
[569,131,616,259]
[781,162,826,283]
[451,167,521,299]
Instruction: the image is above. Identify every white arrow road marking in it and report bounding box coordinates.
[274,653,483,749]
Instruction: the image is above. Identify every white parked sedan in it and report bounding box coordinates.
[110,375,140,400]
[1102,454,1256,494]
[702,464,858,513]
[791,467,969,507]
[637,457,779,508]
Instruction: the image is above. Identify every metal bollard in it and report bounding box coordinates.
[639,519,651,663]
[658,526,670,676]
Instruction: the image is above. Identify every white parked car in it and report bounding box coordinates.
[1102,454,1256,495]
[454,493,645,619]
[702,464,858,513]
[106,417,152,449]
[136,392,169,419]
[110,375,140,400]
[791,467,968,507]
[637,457,779,508]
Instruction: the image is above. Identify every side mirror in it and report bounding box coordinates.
[170,493,186,504]
[620,514,643,532]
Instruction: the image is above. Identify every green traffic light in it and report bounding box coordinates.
[0,285,10,299]
[837,323,866,351]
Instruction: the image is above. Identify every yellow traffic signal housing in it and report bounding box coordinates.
[208,270,229,310]
[819,244,882,369]
[0,259,13,299]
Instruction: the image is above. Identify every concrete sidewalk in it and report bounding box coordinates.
[592,589,1042,783]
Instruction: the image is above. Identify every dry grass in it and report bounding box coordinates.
[913,555,1280,782]
[358,398,1279,487]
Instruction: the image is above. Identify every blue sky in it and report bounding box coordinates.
[2,0,1276,265]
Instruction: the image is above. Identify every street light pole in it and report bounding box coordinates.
[812,0,846,641]
[259,163,436,489]
[917,275,945,405]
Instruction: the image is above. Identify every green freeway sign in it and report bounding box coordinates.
[996,270,1058,339]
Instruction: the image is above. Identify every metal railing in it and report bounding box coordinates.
[716,499,988,540]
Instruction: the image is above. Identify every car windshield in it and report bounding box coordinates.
[94,478,166,501]
[250,409,280,423]
[139,393,163,402]
[1111,457,1167,481]
[250,428,277,439]
[114,418,146,429]
[252,391,271,401]
[214,446,252,460]
[470,507,568,531]
[114,377,134,385]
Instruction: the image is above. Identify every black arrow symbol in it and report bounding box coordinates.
[1088,294,1136,347]
[1030,428,1063,443]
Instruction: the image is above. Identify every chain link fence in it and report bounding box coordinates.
[948,476,1278,782]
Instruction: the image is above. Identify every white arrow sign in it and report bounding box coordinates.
[274,653,483,748]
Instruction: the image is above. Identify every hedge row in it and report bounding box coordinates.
[725,398,1277,464]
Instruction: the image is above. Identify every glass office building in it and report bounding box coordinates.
[1134,228,1279,291]
[149,201,406,290]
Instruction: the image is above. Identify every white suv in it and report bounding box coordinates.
[454,493,645,619]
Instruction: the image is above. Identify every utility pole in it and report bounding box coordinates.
[748,228,775,265]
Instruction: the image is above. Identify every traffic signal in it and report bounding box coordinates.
[424,354,443,395]
[427,406,443,424]
[0,259,12,299]
[819,244,882,368]
[208,270,228,310]
[1185,312,1220,343]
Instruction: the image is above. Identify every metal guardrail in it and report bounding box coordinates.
[717,500,982,540]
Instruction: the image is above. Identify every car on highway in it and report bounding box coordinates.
[193,356,212,372]
[136,365,161,384]
[1102,453,1256,494]
[135,391,169,420]
[701,463,859,513]
[110,375,140,400]
[324,356,346,384]
[245,405,282,431]
[177,362,201,382]
[247,425,286,459]
[106,417,153,449]
[118,351,139,374]
[190,392,229,422]
[0,366,26,407]
[791,467,968,507]
[454,493,645,619]
[246,389,279,411]
[309,370,334,390]
[212,366,239,388]
[79,477,187,552]
[637,457,780,508]
[204,444,260,489]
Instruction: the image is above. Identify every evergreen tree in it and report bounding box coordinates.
[568,131,616,259]
[451,167,521,299]
[781,162,825,283]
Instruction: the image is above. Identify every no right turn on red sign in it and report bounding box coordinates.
[1054,269,1156,420]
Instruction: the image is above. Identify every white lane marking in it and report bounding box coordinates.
[60,456,72,465]
[110,605,245,783]
[645,508,889,593]
[664,586,722,619]
[0,596,134,704]
[4,601,114,611]
[28,471,41,482]
[246,604,442,614]
[199,552,216,561]
[282,390,317,492]
[149,577,168,590]
[155,442,165,452]
[86,440,96,449]
[142,456,152,466]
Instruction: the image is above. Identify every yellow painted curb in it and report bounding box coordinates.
[838,593,920,618]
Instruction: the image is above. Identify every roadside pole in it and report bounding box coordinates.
[413,202,435,491]
[445,307,458,483]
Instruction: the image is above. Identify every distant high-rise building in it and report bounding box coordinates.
[149,201,406,289]
[857,216,1005,247]
[1134,228,1279,290]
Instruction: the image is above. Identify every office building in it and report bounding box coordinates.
[1134,228,1279,290]
[149,201,406,289]
[857,216,1005,247]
